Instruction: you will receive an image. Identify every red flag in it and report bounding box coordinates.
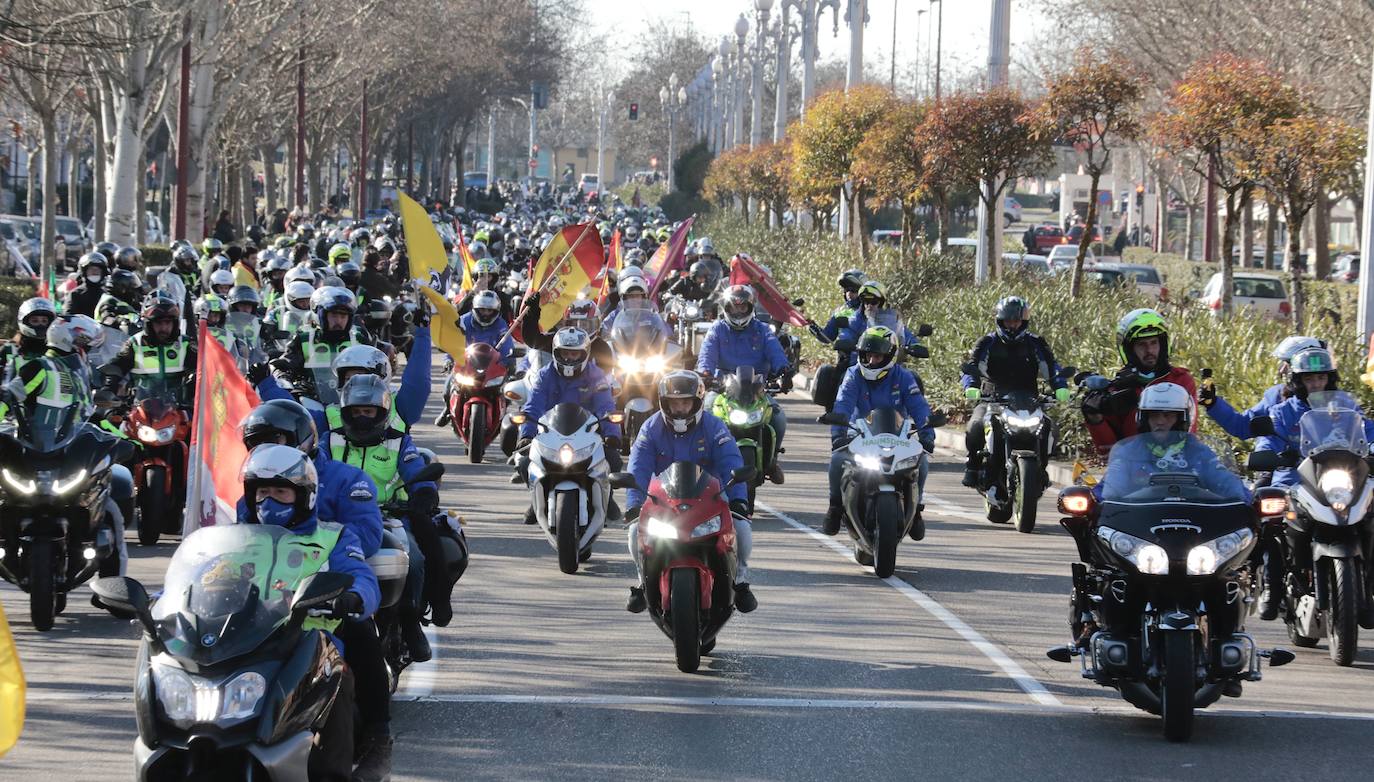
[729,254,808,328]
[645,217,695,301]
[597,229,622,305]
[184,322,260,533]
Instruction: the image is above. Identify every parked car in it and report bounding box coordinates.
[1066,224,1103,244]
[1198,271,1291,320]
[1002,252,1049,275]
[54,216,89,263]
[1003,196,1022,224]
[1088,262,1166,299]
[871,230,902,247]
[1031,225,1065,252]
[577,173,600,196]
[1046,244,1094,269]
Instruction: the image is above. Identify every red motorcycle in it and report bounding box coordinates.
[448,342,508,464]
[123,394,191,545]
[612,462,755,672]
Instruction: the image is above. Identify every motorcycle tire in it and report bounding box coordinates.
[555,490,580,575]
[670,568,702,673]
[1014,457,1039,534]
[138,466,167,546]
[873,493,901,579]
[28,539,55,631]
[985,496,1013,524]
[739,444,759,514]
[500,423,518,457]
[468,412,486,465]
[1160,631,1195,742]
[1329,558,1359,666]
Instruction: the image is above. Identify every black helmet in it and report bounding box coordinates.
[172,244,199,271]
[140,291,181,340]
[363,298,392,329]
[241,399,319,455]
[336,261,362,288]
[109,269,143,300]
[78,252,109,281]
[837,268,866,293]
[94,241,119,263]
[994,296,1030,342]
[115,245,143,271]
[1286,347,1339,400]
[339,374,392,447]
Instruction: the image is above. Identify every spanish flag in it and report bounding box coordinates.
[0,601,23,757]
[455,229,478,296]
[398,192,466,360]
[530,223,606,332]
[597,229,622,305]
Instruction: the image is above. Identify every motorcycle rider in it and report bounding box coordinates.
[664,260,718,303]
[169,243,201,294]
[207,267,235,297]
[602,274,672,339]
[696,285,790,483]
[239,443,380,782]
[95,269,144,332]
[273,287,371,403]
[435,289,513,427]
[100,291,197,408]
[264,279,316,347]
[809,269,866,346]
[960,296,1070,488]
[1,298,58,377]
[67,252,110,317]
[624,370,755,613]
[1199,335,1325,439]
[824,326,936,538]
[455,258,515,324]
[261,253,292,308]
[193,293,236,354]
[1083,308,1196,454]
[838,281,924,358]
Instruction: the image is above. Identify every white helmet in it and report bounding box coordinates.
[618,274,649,302]
[332,344,392,387]
[1135,382,1192,433]
[284,264,316,288]
[1271,336,1324,363]
[209,268,235,291]
[472,290,502,326]
[284,280,315,313]
[552,327,591,378]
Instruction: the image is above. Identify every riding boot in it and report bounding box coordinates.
[400,607,432,663]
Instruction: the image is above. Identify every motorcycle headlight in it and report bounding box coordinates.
[218,671,267,721]
[645,517,679,540]
[1097,527,1169,575]
[52,468,88,495]
[1004,411,1043,428]
[618,355,641,373]
[685,306,701,318]
[1319,468,1355,512]
[690,517,722,538]
[2,467,35,495]
[854,454,882,471]
[454,373,476,387]
[728,409,750,425]
[1186,528,1254,576]
[643,354,666,373]
[152,664,219,725]
[559,443,576,466]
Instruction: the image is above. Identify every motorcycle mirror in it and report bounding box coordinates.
[817,412,848,426]
[927,412,949,428]
[906,344,930,359]
[791,298,805,308]
[412,463,445,484]
[729,466,757,486]
[1248,417,1276,438]
[608,471,637,490]
[91,576,160,640]
[1245,450,1281,472]
[290,571,354,615]
[916,323,934,338]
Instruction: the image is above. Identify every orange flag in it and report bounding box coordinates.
[597,229,622,305]
[184,321,260,534]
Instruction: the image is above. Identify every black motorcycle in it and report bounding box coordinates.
[0,398,130,630]
[91,525,362,780]
[963,381,1058,533]
[1049,432,1294,742]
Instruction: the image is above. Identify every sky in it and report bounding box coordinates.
[587,0,1055,89]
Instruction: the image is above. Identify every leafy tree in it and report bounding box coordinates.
[1035,50,1145,296]
[853,99,929,260]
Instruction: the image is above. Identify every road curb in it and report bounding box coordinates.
[790,368,1077,488]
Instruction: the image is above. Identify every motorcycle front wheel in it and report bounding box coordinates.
[28,539,55,631]
[138,466,168,546]
[555,489,580,575]
[467,408,487,464]
[1329,558,1359,666]
[873,493,902,578]
[1013,457,1040,534]
[1160,631,1195,742]
[670,568,702,673]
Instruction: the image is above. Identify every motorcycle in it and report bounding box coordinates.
[499,348,548,457]
[515,403,614,574]
[447,342,508,464]
[225,311,268,375]
[0,399,129,630]
[813,319,932,412]
[1247,391,1374,666]
[123,389,191,546]
[963,379,1058,533]
[90,525,361,779]
[821,408,930,578]
[610,463,755,673]
[609,309,679,453]
[1049,432,1294,742]
[709,366,777,514]
[663,296,713,368]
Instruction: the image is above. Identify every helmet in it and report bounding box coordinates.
[857,280,887,310]
[722,284,756,330]
[284,264,316,287]
[372,236,396,256]
[209,268,235,292]
[994,296,1031,342]
[241,444,318,528]
[1287,347,1338,399]
[1272,336,1325,364]
[284,280,315,311]
[201,237,224,257]
[319,274,345,289]
[94,241,119,263]
[172,244,199,271]
[624,225,640,242]
[140,291,181,339]
[115,246,143,271]
[109,269,142,300]
[561,298,600,334]
[194,293,227,325]
[265,254,292,275]
[311,286,356,330]
[327,243,352,265]
[338,374,392,447]
[656,226,671,242]
[63,315,104,352]
[856,326,898,382]
[697,237,716,257]
[471,290,501,327]
[1135,381,1192,433]
[837,268,866,294]
[242,398,319,454]
[273,236,292,250]
[227,284,261,312]
[17,297,57,340]
[618,274,649,301]
[295,222,315,240]
[45,319,78,355]
[1116,308,1169,371]
[336,261,361,288]
[78,252,109,282]
[469,241,489,260]
[363,298,392,330]
[624,248,646,265]
[351,227,372,247]
[658,370,705,434]
[332,344,392,388]
[552,327,591,378]
[473,257,499,281]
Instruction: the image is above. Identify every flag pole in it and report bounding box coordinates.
[503,222,599,343]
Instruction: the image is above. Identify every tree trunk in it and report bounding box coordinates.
[1183,206,1196,261]
[1240,195,1254,270]
[92,119,107,242]
[285,130,297,212]
[65,135,79,218]
[261,144,278,217]
[135,147,148,245]
[1263,192,1278,272]
[1220,188,1245,316]
[307,148,323,216]
[1070,171,1101,298]
[105,99,142,245]
[240,160,254,234]
[935,200,950,254]
[25,148,36,217]
[854,189,870,261]
[39,113,58,282]
[1313,186,1331,279]
[1287,207,1309,331]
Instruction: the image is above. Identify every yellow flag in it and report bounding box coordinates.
[0,602,24,757]
[231,262,259,290]
[397,192,450,290]
[417,286,467,360]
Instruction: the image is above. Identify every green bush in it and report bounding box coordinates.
[140,245,171,270]
[0,278,38,335]
[701,213,1374,460]
[660,192,711,222]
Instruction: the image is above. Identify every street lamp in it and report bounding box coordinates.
[597,88,615,198]
[929,0,943,100]
[661,73,687,191]
[751,0,773,148]
[772,6,799,141]
[782,0,840,119]
[719,38,733,148]
[710,53,725,153]
[733,15,748,150]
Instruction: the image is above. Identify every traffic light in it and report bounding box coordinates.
[628,102,639,121]
[1135,184,1145,208]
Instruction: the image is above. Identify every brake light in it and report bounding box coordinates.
[1279,300,1291,316]
[1210,298,1222,310]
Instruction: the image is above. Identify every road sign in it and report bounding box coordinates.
[528,158,538,170]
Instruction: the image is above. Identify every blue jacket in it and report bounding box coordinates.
[602,306,673,342]
[1258,395,1374,487]
[1205,384,1283,440]
[837,309,923,369]
[460,312,513,366]
[1097,436,1250,502]
[395,324,432,426]
[246,511,380,623]
[627,411,746,509]
[696,319,790,378]
[318,428,439,501]
[520,362,620,440]
[831,364,933,444]
[819,301,860,343]
[238,449,384,558]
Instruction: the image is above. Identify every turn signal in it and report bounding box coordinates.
[1058,486,1094,517]
[1259,497,1288,516]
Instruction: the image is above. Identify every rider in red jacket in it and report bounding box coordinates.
[1082,308,1196,454]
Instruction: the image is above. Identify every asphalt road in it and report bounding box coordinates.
[5,382,1374,781]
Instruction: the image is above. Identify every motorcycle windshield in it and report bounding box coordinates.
[87,326,131,368]
[1100,432,1246,504]
[867,309,911,344]
[225,312,261,348]
[466,344,496,373]
[609,310,666,356]
[312,367,341,406]
[1298,392,1368,457]
[725,367,762,407]
[153,525,297,666]
[14,396,82,453]
[999,389,1040,412]
[133,376,182,405]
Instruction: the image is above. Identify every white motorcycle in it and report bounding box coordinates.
[517,403,615,574]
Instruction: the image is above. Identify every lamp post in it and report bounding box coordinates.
[773,5,798,141]
[751,0,772,148]
[710,54,725,153]
[597,88,615,198]
[838,0,866,239]
[974,0,1010,285]
[660,74,687,191]
[733,16,748,149]
[782,0,840,118]
[930,0,943,100]
[914,8,926,98]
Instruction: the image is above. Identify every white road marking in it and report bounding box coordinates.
[755,500,1063,707]
[921,493,994,522]
[399,624,439,698]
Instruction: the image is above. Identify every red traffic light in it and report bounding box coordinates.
[628,102,639,121]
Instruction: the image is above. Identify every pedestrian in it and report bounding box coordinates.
[213,210,236,243]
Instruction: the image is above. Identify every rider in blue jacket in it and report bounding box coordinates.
[1200,335,1324,440]
[601,274,672,342]
[837,281,923,365]
[1256,348,1374,488]
[624,370,755,614]
[460,290,514,367]
[238,399,384,558]
[826,326,935,539]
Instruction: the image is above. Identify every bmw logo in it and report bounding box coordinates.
[201,633,217,647]
[166,349,178,359]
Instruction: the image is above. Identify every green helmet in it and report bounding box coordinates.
[856,326,898,382]
[474,257,499,278]
[328,243,352,264]
[857,280,887,308]
[1116,308,1169,369]
[202,237,225,256]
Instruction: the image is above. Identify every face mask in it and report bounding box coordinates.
[86,271,103,283]
[256,497,296,526]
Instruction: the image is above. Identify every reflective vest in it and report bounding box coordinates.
[208,326,236,354]
[326,407,406,505]
[325,402,407,434]
[301,328,359,370]
[130,334,190,376]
